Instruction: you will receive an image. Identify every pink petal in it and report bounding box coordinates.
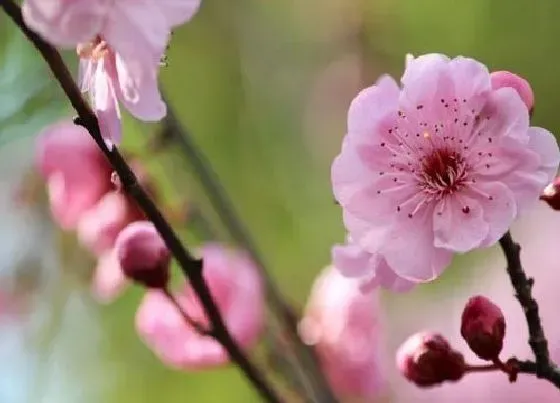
[22,0,108,47]
[381,207,453,282]
[158,0,201,27]
[469,181,517,247]
[113,53,166,121]
[527,127,560,182]
[448,57,491,101]
[78,59,96,93]
[433,195,489,252]
[347,75,399,139]
[94,58,122,142]
[332,241,372,278]
[76,191,141,256]
[91,250,129,304]
[35,121,112,229]
[103,0,169,64]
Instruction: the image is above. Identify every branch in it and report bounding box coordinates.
[499,231,560,387]
[158,102,339,403]
[0,2,283,401]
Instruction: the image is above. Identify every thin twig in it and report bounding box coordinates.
[499,231,560,387]
[163,288,211,336]
[0,2,283,401]
[159,102,339,403]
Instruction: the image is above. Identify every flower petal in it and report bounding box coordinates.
[433,194,489,252]
[94,59,122,142]
[158,0,201,27]
[527,126,560,183]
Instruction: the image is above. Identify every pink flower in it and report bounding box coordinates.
[35,121,112,229]
[22,0,201,141]
[135,244,264,369]
[299,266,384,399]
[332,54,560,286]
[115,221,170,289]
[76,190,143,256]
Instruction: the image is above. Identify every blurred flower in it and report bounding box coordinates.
[396,332,465,388]
[490,71,534,113]
[332,53,560,289]
[461,295,506,361]
[22,0,201,141]
[299,266,384,399]
[35,121,112,229]
[135,244,263,369]
[76,190,143,256]
[91,250,128,304]
[115,221,170,289]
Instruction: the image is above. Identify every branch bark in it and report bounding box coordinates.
[499,231,560,388]
[158,102,339,403]
[0,1,283,401]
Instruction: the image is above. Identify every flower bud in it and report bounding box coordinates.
[115,221,170,289]
[490,71,534,113]
[461,295,506,361]
[540,177,560,211]
[396,332,465,388]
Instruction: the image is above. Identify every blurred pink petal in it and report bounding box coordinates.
[76,191,143,256]
[135,244,264,369]
[332,53,560,288]
[91,250,129,304]
[115,221,170,289]
[35,121,112,229]
[299,266,384,399]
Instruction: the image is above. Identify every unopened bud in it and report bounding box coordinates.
[540,177,560,211]
[461,296,506,361]
[396,332,465,388]
[115,221,170,289]
[490,71,534,114]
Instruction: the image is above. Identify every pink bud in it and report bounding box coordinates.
[461,295,506,361]
[490,71,534,113]
[115,221,170,289]
[396,332,465,388]
[540,177,560,211]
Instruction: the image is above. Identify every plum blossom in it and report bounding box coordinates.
[135,244,264,369]
[22,0,202,141]
[298,266,385,399]
[332,54,560,288]
[35,121,112,229]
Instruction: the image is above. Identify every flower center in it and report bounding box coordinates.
[77,36,109,61]
[419,148,468,196]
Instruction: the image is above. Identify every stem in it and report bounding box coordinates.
[159,100,338,403]
[1,2,283,401]
[499,232,549,371]
[499,231,560,388]
[163,288,210,336]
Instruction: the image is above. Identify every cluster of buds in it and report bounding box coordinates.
[397,295,507,388]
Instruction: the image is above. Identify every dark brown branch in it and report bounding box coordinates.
[0,1,282,401]
[499,231,560,387]
[159,102,339,403]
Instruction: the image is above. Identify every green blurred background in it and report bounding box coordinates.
[0,0,560,402]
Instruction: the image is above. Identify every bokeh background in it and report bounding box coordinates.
[1,0,560,402]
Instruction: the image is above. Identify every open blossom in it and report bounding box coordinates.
[135,244,264,369]
[299,266,384,399]
[35,121,112,229]
[332,54,560,288]
[22,0,201,141]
